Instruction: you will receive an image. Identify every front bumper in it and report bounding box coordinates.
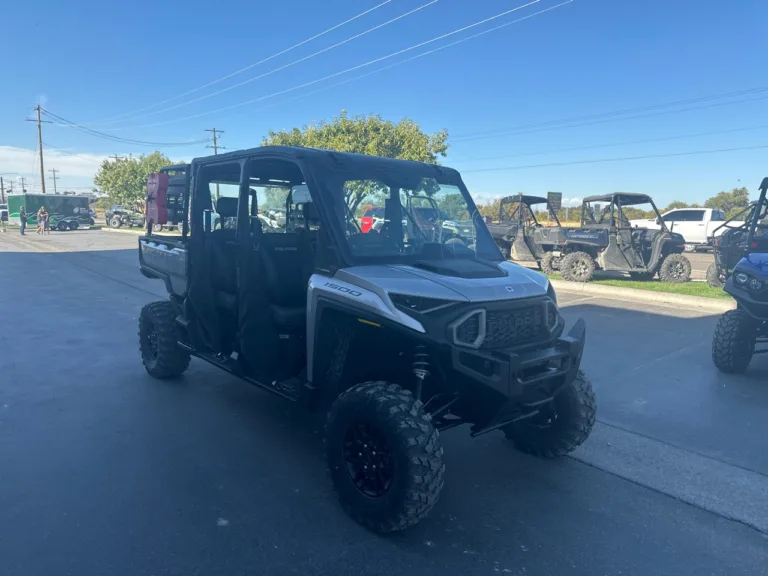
[449,318,587,435]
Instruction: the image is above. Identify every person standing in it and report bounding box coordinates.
[0,205,7,232]
[19,206,27,235]
[36,206,47,234]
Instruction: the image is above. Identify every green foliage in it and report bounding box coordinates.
[262,110,449,214]
[704,186,750,218]
[93,152,176,212]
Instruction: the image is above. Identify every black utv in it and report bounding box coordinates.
[706,200,768,288]
[557,193,691,283]
[137,146,595,533]
[486,194,566,273]
[712,178,768,373]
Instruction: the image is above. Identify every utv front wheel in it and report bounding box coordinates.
[109,216,122,228]
[659,254,691,283]
[540,251,559,275]
[712,309,756,374]
[503,371,596,458]
[706,263,724,288]
[560,252,595,282]
[139,301,190,379]
[326,382,445,533]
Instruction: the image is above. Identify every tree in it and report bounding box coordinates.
[93,152,176,212]
[262,110,449,215]
[704,186,750,218]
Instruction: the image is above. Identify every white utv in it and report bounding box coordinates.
[137,146,596,532]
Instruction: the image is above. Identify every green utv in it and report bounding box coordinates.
[137,147,596,532]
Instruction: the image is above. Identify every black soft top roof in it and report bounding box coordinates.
[583,192,653,206]
[191,145,462,188]
[499,194,549,205]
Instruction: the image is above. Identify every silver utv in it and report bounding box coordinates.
[137,146,595,533]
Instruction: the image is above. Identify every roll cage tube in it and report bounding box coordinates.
[745,178,768,250]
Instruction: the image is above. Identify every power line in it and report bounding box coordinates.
[460,143,768,173]
[43,142,107,164]
[450,123,768,164]
[86,0,394,125]
[41,108,210,146]
[209,1,575,129]
[96,0,553,130]
[452,87,768,141]
[96,0,442,124]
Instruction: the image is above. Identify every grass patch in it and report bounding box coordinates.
[548,273,731,300]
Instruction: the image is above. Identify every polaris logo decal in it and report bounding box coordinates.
[325,282,362,297]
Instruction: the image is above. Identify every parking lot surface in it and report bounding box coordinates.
[1,231,766,576]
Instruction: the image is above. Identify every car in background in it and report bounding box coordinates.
[630,207,742,251]
[360,205,385,233]
[105,205,146,228]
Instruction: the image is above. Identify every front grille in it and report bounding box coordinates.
[482,305,550,349]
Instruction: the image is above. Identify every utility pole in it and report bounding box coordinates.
[25,106,51,193]
[109,154,126,162]
[205,128,225,155]
[48,168,60,194]
[205,128,225,200]
[20,177,27,193]
[1,177,5,203]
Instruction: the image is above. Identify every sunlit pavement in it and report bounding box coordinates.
[1,231,766,576]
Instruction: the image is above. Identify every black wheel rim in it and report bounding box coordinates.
[143,319,158,360]
[343,422,394,498]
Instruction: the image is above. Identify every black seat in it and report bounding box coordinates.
[259,218,314,330]
[211,197,239,311]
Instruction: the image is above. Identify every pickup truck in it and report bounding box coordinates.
[629,207,741,249]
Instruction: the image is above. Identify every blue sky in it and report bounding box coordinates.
[1,0,766,207]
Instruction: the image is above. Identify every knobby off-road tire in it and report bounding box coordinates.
[109,216,122,228]
[504,371,596,458]
[497,242,511,260]
[560,252,595,283]
[326,381,445,533]
[706,263,724,288]
[139,301,190,379]
[540,251,559,275]
[659,253,692,283]
[712,309,756,374]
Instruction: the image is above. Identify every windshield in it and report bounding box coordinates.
[334,177,500,262]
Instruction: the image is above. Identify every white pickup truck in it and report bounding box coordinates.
[629,207,741,249]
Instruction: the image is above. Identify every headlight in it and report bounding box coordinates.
[735,272,749,285]
[389,293,457,314]
[749,278,763,291]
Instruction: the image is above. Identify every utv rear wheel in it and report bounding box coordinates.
[109,216,122,228]
[540,252,559,275]
[712,309,756,374]
[139,301,190,379]
[498,242,511,260]
[503,371,596,458]
[706,263,724,288]
[560,252,595,282]
[326,381,445,533]
[659,254,691,283]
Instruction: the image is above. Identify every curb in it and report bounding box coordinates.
[550,279,735,313]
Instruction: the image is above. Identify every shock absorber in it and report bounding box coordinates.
[412,345,431,400]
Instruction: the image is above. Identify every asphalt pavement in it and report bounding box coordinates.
[1,230,766,576]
